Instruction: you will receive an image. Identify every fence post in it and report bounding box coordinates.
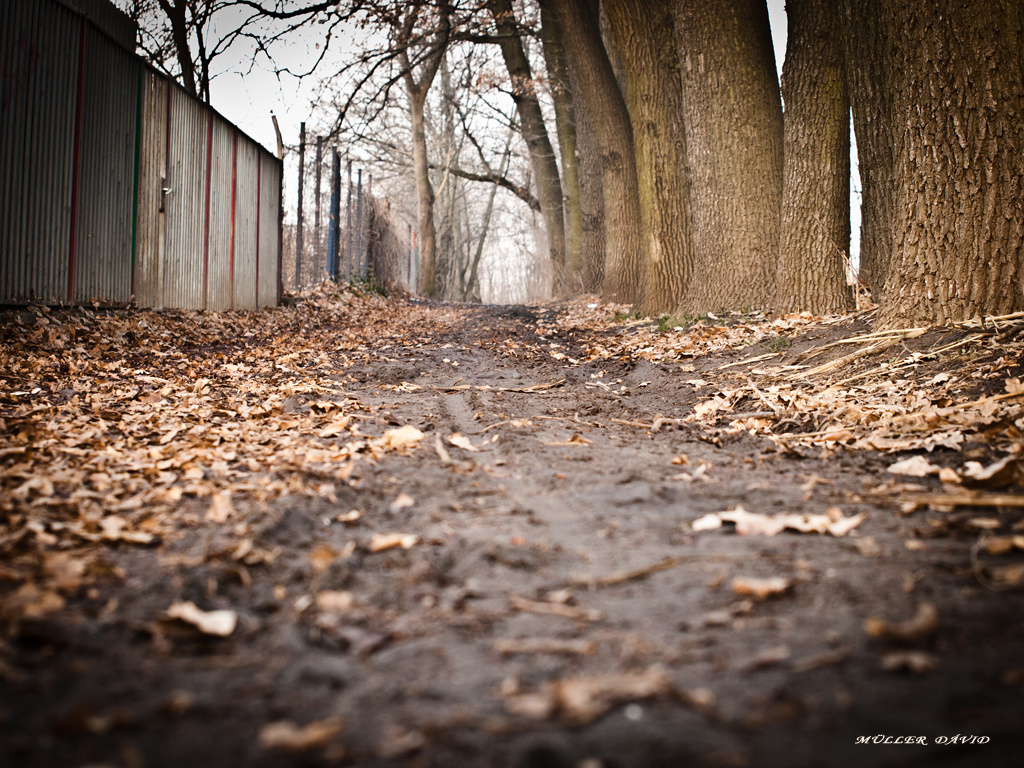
[296,121,306,288]
[345,159,353,281]
[407,224,413,289]
[364,174,373,279]
[326,147,340,279]
[355,168,363,280]
[314,135,323,280]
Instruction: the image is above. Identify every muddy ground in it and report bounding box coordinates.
[2,292,1024,767]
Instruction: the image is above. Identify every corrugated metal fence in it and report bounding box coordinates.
[0,0,282,310]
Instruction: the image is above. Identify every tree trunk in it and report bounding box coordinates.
[551,0,644,305]
[568,55,606,293]
[605,0,694,316]
[774,0,853,314]
[407,86,438,297]
[399,7,449,298]
[672,0,783,314]
[539,1,585,291]
[877,1,1024,327]
[841,0,895,303]
[489,0,567,292]
[158,0,199,97]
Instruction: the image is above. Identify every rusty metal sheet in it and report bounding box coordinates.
[205,115,234,310]
[162,86,208,310]
[71,23,138,306]
[257,150,281,308]
[0,0,81,304]
[133,69,168,308]
[232,137,259,310]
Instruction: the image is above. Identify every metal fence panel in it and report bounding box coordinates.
[258,152,280,307]
[0,0,80,304]
[72,23,137,305]
[1,0,282,311]
[163,87,208,310]
[133,70,167,308]
[233,138,259,310]
[205,116,234,310]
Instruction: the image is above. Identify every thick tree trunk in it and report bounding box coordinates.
[774,0,853,314]
[877,1,1024,328]
[489,0,567,291]
[568,56,606,293]
[841,0,895,303]
[672,0,783,314]
[604,0,694,316]
[551,0,644,305]
[539,2,585,291]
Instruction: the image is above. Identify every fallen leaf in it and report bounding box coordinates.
[448,432,479,452]
[335,510,362,524]
[259,718,343,751]
[864,603,938,644]
[693,506,864,537]
[368,532,419,553]
[731,576,792,600]
[165,601,237,637]
[503,666,673,725]
[99,515,155,544]
[205,491,234,523]
[388,493,415,513]
[961,455,1022,488]
[309,543,338,572]
[318,416,352,437]
[377,425,424,451]
[316,590,355,613]
[887,456,941,478]
[880,651,937,674]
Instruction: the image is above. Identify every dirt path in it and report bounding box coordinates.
[2,294,1024,767]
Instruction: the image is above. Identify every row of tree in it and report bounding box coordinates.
[121,0,1024,329]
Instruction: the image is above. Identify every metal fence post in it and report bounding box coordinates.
[345,158,353,281]
[326,147,340,279]
[355,168,363,281]
[314,135,323,280]
[295,121,306,288]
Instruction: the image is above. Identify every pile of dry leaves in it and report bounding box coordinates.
[0,284,460,637]
[522,297,1024,588]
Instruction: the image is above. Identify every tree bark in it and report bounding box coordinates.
[551,0,644,305]
[841,0,895,303]
[774,0,853,314]
[568,55,606,293]
[538,1,585,291]
[489,0,567,291]
[672,0,783,314]
[877,1,1024,328]
[605,0,694,316]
